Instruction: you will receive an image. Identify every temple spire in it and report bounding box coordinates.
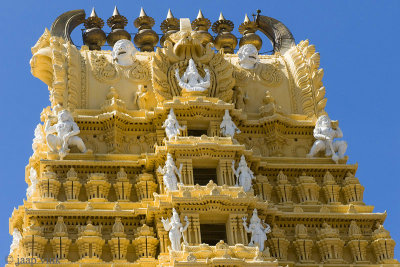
[166,9,174,19]
[112,6,120,16]
[197,10,204,19]
[218,12,225,21]
[90,7,98,18]
[139,7,147,17]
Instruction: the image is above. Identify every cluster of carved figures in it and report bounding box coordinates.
[9,8,398,267]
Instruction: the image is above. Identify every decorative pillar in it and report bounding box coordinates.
[21,219,47,260]
[217,159,234,186]
[322,171,340,204]
[209,120,220,137]
[347,220,368,263]
[155,216,169,254]
[133,224,159,258]
[64,168,82,201]
[155,171,165,194]
[37,169,61,201]
[371,223,396,264]
[254,175,272,201]
[295,173,320,204]
[114,168,132,201]
[342,172,364,204]
[275,171,293,203]
[85,173,111,201]
[292,224,314,263]
[108,218,130,262]
[176,159,193,185]
[316,223,345,263]
[227,214,247,245]
[183,213,200,245]
[50,217,71,261]
[76,220,104,262]
[135,173,157,201]
[267,224,290,260]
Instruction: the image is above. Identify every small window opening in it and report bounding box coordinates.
[200,224,227,246]
[193,168,217,185]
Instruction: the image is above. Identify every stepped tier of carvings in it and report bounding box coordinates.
[9,8,398,267]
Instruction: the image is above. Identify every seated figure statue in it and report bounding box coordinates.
[175,58,211,94]
[237,44,259,69]
[307,115,347,163]
[220,110,241,138]
[45,109,87,160]
[111,39,138,66]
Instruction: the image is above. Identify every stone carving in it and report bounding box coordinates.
[307,115,347,163]
[220,110,240,138]
[157,153,183,191]
[111,39,138,66]
[242,209,271,252]
[348,220,362,238]
[9,228,22,254]
[238,44,259,69]
[232,155,255,192]
[54,216,68,235]
[45,109,87,159]
[90,53,119,83]
[161,208,190,251]
[175,58,211,93]
[134,84,151,110]
[32,123,45,153]
[26,167,38,198]
[162,109,186,141]
[233,87,248,110]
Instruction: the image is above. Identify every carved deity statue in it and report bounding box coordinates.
[232,155,255,192]
[9,228,22,254]
[111,39,138,66]
[175,58,210,93]
[161,208,190,251]
[162,109,186,141]
[157,153,183,191]
[307,115,347,163]
[26,167,38,198]
[45,109,87,160]
[134,84,150,110]
[242,209,271,252]
[220,110,241,138]
[238,44,259,69]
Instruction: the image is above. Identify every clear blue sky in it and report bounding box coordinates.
[0,0,399,260]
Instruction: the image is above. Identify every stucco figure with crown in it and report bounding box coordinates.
[163,109,186,141]
[157,153,183,191]
[161,208,190,251]
[242,209,271,252]
[232,155,255,192]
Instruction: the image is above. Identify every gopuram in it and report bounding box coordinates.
[7,7,398,267]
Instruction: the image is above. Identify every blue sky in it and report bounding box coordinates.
[0,0,399,260]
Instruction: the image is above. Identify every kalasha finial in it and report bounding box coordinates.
[212,12,237,53]
[83,7,106,50]
[191,10,212,46]
[106,6,131,47]
[133,7,159,52]
[238,13,262,50]
[160,9,179,47]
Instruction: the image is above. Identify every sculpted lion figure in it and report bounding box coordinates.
[237,44,259,69]
[112,39,138,66]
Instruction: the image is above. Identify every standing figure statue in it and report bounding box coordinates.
[26,167,38,198]
[161,208,190,251]
[9,228,22,254]
[220,110,241,138]
[157,153,183,191]
[45,109,87,160]
[163,109,186,141]
[307,115,347,163]
[232,155,255,192]
[242,209,271,252]
[175,58,211,92]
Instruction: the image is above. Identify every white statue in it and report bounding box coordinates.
[32,123,44,152]
[232,155,255,192]
[307,115,347,163]
[111,39,138,66]
[9,228,22,254]
[220,110,241,138]
[161,208,190,251]
[238,44,259,69]
[175,58,211,92]
[242,209,271,252]
[26,167,38,198]
[157,153,183,191]
[45,109,87,160]
[162,109,186,141]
